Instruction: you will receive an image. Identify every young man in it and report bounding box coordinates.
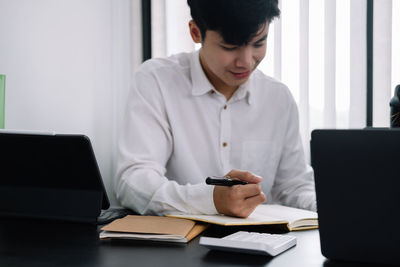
[115,0,316,217]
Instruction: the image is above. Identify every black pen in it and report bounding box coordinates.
[205,176,248,186]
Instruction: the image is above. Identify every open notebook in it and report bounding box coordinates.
[167,204,318,231]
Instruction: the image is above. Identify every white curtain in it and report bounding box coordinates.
[374,0,392,127]
[393,1,400,94]
[266,0,367,159]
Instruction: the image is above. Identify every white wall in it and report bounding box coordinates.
[0,0,140,205]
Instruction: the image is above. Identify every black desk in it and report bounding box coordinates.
[0,218,373,267]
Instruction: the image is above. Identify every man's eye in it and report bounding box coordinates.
[253,42,265,48]
[221,45,237,51]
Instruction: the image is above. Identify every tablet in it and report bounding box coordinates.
[0,130,110,223]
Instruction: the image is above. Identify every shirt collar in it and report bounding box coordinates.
[190,50,255,105]
[190,50,215,96]
[232,78,254,105]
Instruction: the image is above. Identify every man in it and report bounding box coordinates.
[115,0,316,218]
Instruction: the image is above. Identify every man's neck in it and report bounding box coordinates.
[198,55,238,101]
[215,85,237,101]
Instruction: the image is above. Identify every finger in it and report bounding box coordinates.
[235,193,266,218]
[226,169,262,184]
[233,184,262,198]
[244,192,266,207]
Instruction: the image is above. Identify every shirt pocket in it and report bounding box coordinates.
[241,141,277,177]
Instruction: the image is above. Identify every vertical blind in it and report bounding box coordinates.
[150,0,400,159]
[374,0,392,127]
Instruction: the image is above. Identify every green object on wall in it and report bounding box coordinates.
[0,74,5,129]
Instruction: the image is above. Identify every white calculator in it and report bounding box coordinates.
[199,231,296,256]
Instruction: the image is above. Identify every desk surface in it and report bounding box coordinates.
[0,218,372,267]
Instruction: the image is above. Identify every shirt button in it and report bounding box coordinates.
[223,105,227,110]
[222,142,228,147]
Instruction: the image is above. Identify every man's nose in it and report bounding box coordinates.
[235,47,253,68]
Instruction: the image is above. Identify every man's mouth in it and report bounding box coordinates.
[230,71,251,79]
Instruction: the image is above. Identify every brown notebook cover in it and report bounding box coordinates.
[100,215,207,243]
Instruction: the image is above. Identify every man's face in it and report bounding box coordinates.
[198,23,269,93]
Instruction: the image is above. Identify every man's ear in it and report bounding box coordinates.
[189,20,202,43]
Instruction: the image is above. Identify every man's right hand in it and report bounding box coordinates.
[213,169,266,218]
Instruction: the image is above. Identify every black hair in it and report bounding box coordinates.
[187,0,280,46]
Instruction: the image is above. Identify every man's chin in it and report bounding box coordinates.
[229,77,250,87]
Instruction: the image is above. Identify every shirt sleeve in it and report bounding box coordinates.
[270,94,317,211]
[114,69,217,215]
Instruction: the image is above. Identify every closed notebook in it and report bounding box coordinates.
[167,204,318,231]
[100,215,207,243]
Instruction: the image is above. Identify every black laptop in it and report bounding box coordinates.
[311,128,400,265]
[0,131,110,223]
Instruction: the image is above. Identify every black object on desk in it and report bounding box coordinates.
[311,129,400,265]
[0,131,110,223]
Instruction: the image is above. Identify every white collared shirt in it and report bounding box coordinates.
[115,50,316,215]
